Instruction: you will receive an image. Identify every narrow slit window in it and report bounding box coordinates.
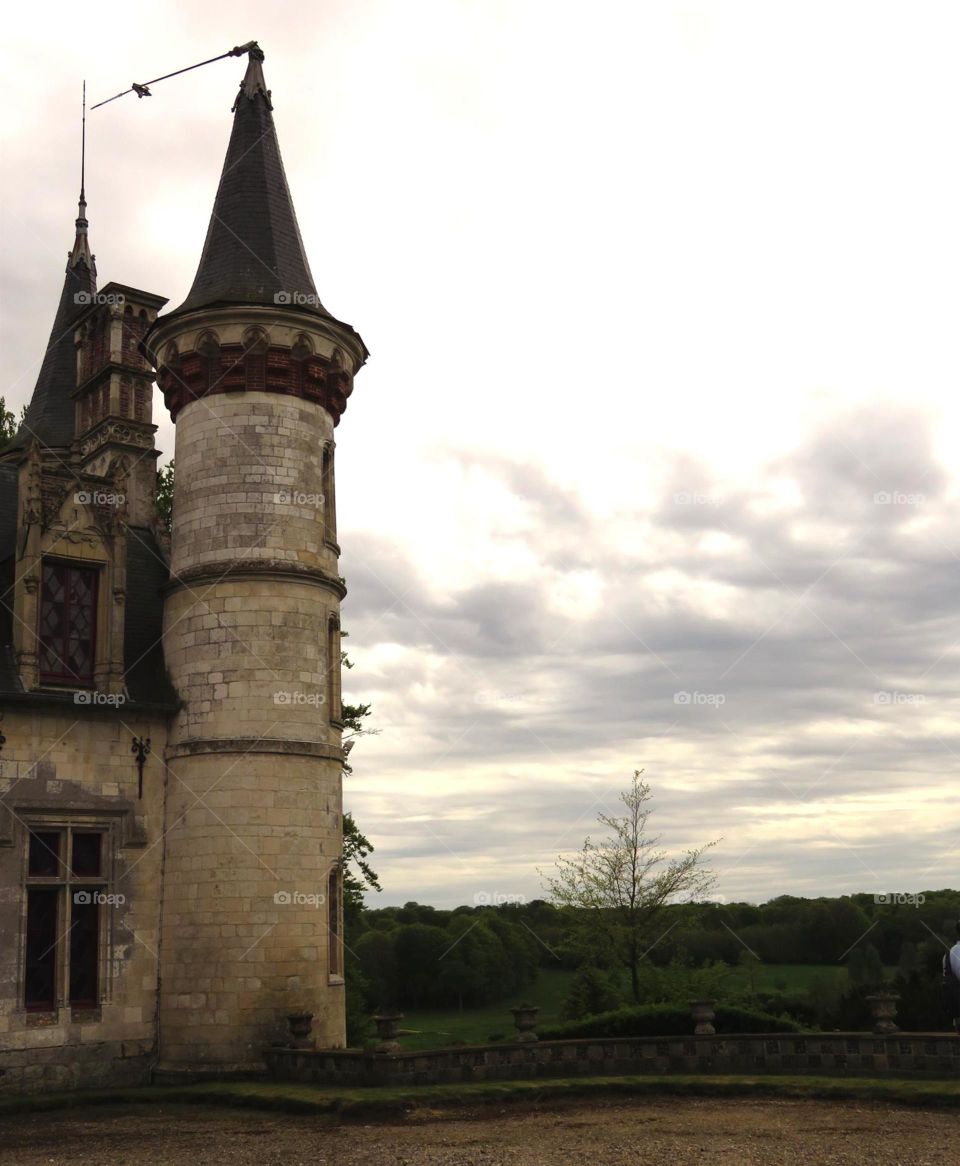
[328,866,342,977]
[327,619,341,722]
[321,445,336,544]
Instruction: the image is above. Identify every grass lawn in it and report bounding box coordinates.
[3,1074,960,1119]
[398,967,574,1050]
[395,963,891,1050]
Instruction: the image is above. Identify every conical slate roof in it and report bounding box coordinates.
[169,48,331,321]
[7,198,96,451]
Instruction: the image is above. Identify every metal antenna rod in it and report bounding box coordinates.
[90,42,259,110]
[81,80,86,199]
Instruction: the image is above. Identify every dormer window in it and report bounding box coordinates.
[38,561,98,687]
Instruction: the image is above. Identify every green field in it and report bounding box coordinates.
[396,963,863,1050]
[398,968,575,1049]
[725,962,852,994]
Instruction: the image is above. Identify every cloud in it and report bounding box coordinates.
[342,410,960,905]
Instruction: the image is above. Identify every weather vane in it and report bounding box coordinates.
[90,41,260,110]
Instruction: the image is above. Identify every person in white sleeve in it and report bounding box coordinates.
[943,920,960,1036]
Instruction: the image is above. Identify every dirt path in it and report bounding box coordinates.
[0,1096,952,1165]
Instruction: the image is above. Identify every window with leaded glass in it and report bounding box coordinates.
[23,826,109,1012]
[38,561,98,686]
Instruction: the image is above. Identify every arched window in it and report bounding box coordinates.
[121,305,136,362]
[134,383,148,422]
[291,334,312,396]
[243,328,268,392]
[196,332,221,393]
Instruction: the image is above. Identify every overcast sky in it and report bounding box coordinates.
[2,1,959,908]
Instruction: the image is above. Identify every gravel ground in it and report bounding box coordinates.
[0,1096,953,1165]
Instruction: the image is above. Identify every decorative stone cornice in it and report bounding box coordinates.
[164,560,347,599]
[165,737,344,762]
[78,418,157,458]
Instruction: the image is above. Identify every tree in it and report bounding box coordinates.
[393,924,451,1008]
[847,942,885,989]
[338,632,381,901]
[738,948,762,996]
[560,965,623,1021]
[339,631,379,775]
[156,459,175,533]
[542,770,719,1003]
[343,812,381,924]
[0,398,27,446]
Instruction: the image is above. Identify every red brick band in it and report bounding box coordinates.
[157,343,352,423]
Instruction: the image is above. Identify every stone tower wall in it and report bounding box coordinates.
[154,313,358,1067]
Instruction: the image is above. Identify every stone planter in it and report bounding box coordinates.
[287,1011,315,1050]
[866,992,899,1035]
[690,999,716,1036]
[510,1004,540,1043]
[373,1012,404,1054]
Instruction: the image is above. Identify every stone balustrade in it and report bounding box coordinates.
[263,1032,960,1088]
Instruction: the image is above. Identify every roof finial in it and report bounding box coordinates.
[233,41,271,111]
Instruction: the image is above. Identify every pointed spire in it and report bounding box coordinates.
[70,81,94,272]
[168,44,332,320]
[4,92,97,454]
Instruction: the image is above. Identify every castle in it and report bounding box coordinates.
[0,45,366,1092]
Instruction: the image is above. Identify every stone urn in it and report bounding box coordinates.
[866,992,900,1035]
[510,1004,540,1043]
[690,999,716,1036]
[287,1011,315,1049]
[373,1012,404,1054]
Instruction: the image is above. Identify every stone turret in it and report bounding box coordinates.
[144,44,367,1071]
